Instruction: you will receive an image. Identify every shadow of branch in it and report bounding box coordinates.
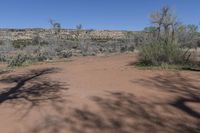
[133,72,200,118]
[0,67,69,118]
[30,91,200,133]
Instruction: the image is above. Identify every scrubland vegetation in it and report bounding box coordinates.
[138,6,200,70]
[0,6,199,70]
[0,29,136,67]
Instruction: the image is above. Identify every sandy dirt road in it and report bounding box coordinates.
[0,53,199,133]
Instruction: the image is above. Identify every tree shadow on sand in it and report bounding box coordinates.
[30,91,200,133]
[0,67,69,118]
[133,72,200,119]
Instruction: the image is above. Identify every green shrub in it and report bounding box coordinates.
[138,40,187,66]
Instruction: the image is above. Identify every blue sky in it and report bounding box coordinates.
[0,0,199,30]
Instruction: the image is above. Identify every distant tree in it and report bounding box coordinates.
[49,19,61,34]
[74,24,83,40]
[150,6,178,42]
[145,6,199,48]
[48,19,62,46]
[76,24,83,30]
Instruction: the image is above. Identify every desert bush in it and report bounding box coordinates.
[0,39,15,52]
[138,40,185,66]
[0,40,15,63]
[36,52,51,61]
[8,52,32,67]
[176,24,199,48]
[138,6,199,69]
[127,45,135,52]
[12,39,32,49]
[120,45,128,53]
[57,50,72,58]
[35,46,56,61]
[0,54,7,62]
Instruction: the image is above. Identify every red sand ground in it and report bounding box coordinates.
[0,53,199,133]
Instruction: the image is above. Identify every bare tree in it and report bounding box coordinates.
[49,19,61,34]
[74,24,83,40]
[150,6,178,42]
[48,19,63,49]
[76,24,82,30]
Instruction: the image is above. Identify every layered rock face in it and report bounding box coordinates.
[0,29,198,64]
[0,29,138,58]
[0,28,133,41]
